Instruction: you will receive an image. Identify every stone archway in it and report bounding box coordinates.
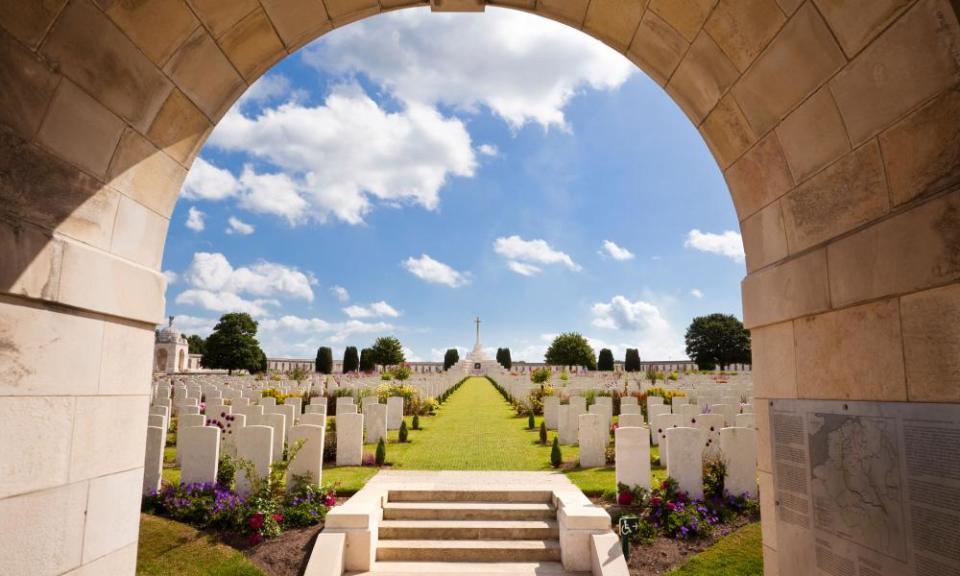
[1,1,958,574]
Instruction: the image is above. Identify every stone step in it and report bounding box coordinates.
[387,490,554,504]
[382,502,556,521]
[379,520,559,540]
[376,539,562,563]
[346,560,587,575]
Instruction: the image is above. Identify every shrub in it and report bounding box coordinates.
[539,421,548,445]
[550,436,562,468]
[392,365,411,381]
[531,367,551,384]
[412,414,420,430]
[526,385,555,416]
[217,454,236,489]
[375,383,420,415]
[399,420,409,443]
[375,438,386,466]
[702,456,727,500]
[527,412,535,429]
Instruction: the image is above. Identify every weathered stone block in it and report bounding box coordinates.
[704,0,785,72]
[742,249,830,328]
[726,132,794,221]
[901,283,960,401]
[741,199,788,272]
[700,94,756,169]
[667,33,739,123]
[627,10,688,86]
[649,0,717,43]
[219,7,287,81]
[775,87,850,183]
[584,0,646,52]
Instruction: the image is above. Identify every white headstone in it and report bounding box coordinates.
[258,413,287,463]
[558,405,573,445]
[619,414,645,428]
[578,413,605,468]
[720,427,758,498]
[336,413,364,466]
[665,427,705,499]
[387,397,404,430]
[175,414,206,465]
[300,413,326,427]
[235,425,273,497]
[620,404,641,416]
[735,413,756,429]
[288,424,325,487]
[305,403,327,415]
[695,414,725,456]
[712,404,737,427]
[339,404,357,415]
[544,396,559,430]
[260,397,277,407]
[142,425,165,495]
[365,403,388,445]
[615,426,650,490]
[179,426,220,485]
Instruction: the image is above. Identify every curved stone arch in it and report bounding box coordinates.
[1,1,959,574]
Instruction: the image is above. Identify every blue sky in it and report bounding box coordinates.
[162,7,745,363]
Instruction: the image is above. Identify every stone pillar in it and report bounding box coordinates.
[615,426,650,490]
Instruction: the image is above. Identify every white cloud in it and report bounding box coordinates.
[168,314,217,337]
[600,240,634,261]
[185,206,205,231]
[175,253,316,316]
[226,216,255,235]
[403,347,423,362]
[208,84,476,225]
[684,229,745,263]
[690,288,704,299]
[494,235,580,275]
[590,295,686,359]
[403,254,470,287]
[506,261,542,276]
[478,144,499,157]
[258,315,394,355]
[303,8,633,130]
[330,285,350,302]
[343,301,401,319]
[175,289,278,317]
[163,270,179,284]
[182,158,240,201]
[237,74,292,108]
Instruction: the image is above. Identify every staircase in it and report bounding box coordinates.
[364,489,584,574]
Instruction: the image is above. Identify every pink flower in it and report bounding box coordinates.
[271,513,284,524]
[667,502,677,511]
[617,491,633,506]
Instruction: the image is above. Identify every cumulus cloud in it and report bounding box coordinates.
[208,84,476,225]
[163,270,179,284]
[237,74,292,108]
[494,235,580,275]
[478,144,499,157]
[303,8,633,130]
[684,230,745,263]
[600,240,634,261]
[403,254,470,287]
[168,314,217,337]
[185,206,205,231]
[343,301,401,319]
[182,158,240,201]
[590,295,686,359]
[330,285,350,302]
[690,288,704,299]
[226,216,255,235]
[174,252,317,317]
[258,315,395,355]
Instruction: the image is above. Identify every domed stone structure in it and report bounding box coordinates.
[154,316,189,374]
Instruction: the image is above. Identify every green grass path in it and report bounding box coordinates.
[137,514,263,576]
[666,523,763,576]
[378,376,565,469]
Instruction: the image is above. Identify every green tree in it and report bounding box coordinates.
[499,347,512,369]
[186,334,206,356]
[443,348,460,371]
[545,332,596,370]
[370,336,405,368]
[684,313,752,370]
[539,421,548,445]
[624,348,641,372]
[342,346,359,373]
[375,438,386,466]
[359,348,376,372]
[495,348,504,365]
[399,420,409,443]
[315,346,333,374]
[550,436,562,468]
[203,313,265,375]
[597,348,615,371]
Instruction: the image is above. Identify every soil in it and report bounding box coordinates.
[594,498,754,576]
[245,524,324,576]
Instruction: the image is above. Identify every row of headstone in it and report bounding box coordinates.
[613,424,758,499]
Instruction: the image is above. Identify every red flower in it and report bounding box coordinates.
[661,480,670,490]
[248,513,265,530]
[324,495,337,507]
[667,502,677,511]
[271,513,284,524]
[651,497,662,506]
[617,491,633,506]
[249,533,262,546]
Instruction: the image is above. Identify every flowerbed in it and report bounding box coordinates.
[613,477,759,544]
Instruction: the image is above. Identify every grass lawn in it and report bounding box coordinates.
[137,514,264,576]
[665,523,764,576]
[361,377,578,470]
[323,466,379,495]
